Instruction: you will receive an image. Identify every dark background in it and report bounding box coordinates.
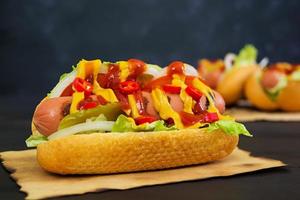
[0,1,300,199]
[1,0,300,102]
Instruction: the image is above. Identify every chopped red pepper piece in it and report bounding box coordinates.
[180,111,219,126]
[185,86,203,101]
[203,112,219,123]
[78,99,99,110]
[135,115,157,125]
[73,77,85,92]
[97,95,108,105]
[119,81,140,94]
[72,77,93,96]
[82,101,99,110]
[162,84,181,94]
[180,111,203,126]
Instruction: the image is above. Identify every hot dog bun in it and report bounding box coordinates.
[277,80,300,111]
[37,128,238,174]
[217,65,257,105]
[27,59,250,175]
[245,64,300,112]
[244,69,279,111]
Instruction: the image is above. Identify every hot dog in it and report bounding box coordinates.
[33,97,72,136]
[197,45,263,105]
[26,59,251,174]
[245,63,300,111]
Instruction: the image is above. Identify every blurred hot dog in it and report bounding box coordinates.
[245,63,300,111]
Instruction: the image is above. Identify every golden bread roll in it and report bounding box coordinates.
[277,80,300,111]
[244,69,279,111]
[217,65,257,105]
[37,129,238,174]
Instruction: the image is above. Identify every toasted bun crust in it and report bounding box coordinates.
[277,80,300,111]
[217,65,257,105]
[37,129,238,174]
[244,70,279,111]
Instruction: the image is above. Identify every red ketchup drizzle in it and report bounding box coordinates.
[96,60,149,115]
[60,83,74,96]
[179,111,218,126]
[97,64,130,111]
[124,59,147,115]
[127,58,146,80]
[143,61,184,91]
[167,61,185,76]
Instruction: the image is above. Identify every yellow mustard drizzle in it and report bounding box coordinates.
[92,61,118,103]
[70,59,92,113]
[70,59,118,113]
[118,61,130,82]
[128,94,140,118]
[172,75,213,128]
[171,74,195,114]
[191,78,229,120]
[192,78,219,113]
[70,92,84,113]
[151,88,183,128]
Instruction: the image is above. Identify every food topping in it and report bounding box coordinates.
[42,59,228,134]
[72,77,93,96]
[185,86,203,101]
[134,115,157,125]
[119,80,140,94]
[162,84,181,94]
[70,92,85,113]
[180,111,219,126]
[167,61,185,76]
[127,58,146,80]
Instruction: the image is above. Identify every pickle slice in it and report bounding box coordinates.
[59,103,122,129]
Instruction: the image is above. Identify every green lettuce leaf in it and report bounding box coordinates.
[111,115,176,132]
[25,135,48,147]
[207,120,252,137]
[234,44,257,67]
[59,73,69,81]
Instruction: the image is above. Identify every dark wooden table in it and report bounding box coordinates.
[0,97,299,199]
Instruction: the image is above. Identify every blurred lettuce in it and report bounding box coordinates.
[25,135,48,147]
[207,120,252,137]
[234,44,257,67]
[290,70,300,81]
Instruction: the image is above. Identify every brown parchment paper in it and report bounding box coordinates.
[0,148,285,199]
[226,107,300,122]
